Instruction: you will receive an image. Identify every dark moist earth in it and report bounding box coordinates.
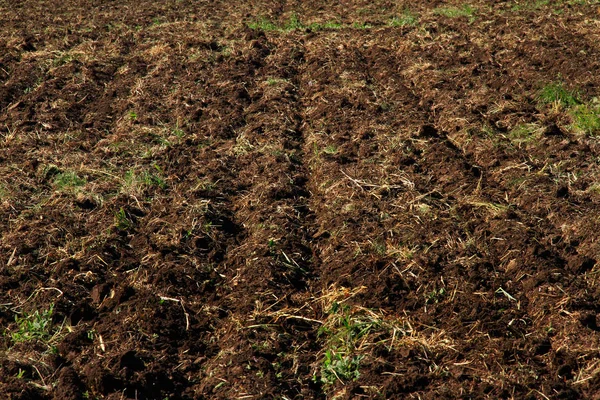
[2,1,600,399]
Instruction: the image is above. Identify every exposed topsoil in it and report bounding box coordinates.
[2,0,600,399]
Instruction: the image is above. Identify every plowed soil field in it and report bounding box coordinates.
[3,1,600,399]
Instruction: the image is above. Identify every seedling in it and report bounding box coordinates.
[202,221,214,234]
[172,126,185,138]
[143,165,167,189]
[266,77,287,86]
[10,304,55,344]
[425,288,446,304]
[0,183,9,200]
[52,52,76,67]
[371,240,386,256]
[320,350,363,384]
[323,145,338,155]
[114,207,132,231]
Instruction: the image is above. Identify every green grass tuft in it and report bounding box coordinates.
[434,4,477,22]
[351,22,373,29]
[538,82,581,107]
[390,10,418,27]
[248,17,279,31]
[122,165,167,195]
[307,21,343,30]
[316,301,369,385]
[248,14,304,32]
[10,304,55,344]
[538,82,600,136]
[284,14,304,31]
[249,14,376,32]
[570,104,600,135]
[54,171,86,191]
[508,123,544,144]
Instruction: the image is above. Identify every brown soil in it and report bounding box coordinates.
[2,0,600,399]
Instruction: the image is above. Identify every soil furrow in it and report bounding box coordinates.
[197,31,321,398]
